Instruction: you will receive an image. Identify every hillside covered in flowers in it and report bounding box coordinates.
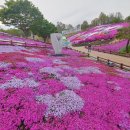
[68,23,129,44]
[93,39,128,53]
[0,43,130,130]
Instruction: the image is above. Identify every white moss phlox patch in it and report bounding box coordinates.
[36,90,84,117]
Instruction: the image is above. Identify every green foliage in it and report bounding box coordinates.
[0,0,43,37]
[99,12,109,25]
[91,12,124,26]
[81,21,89,30]
[120,46,130,53]
[31,19,57,42]
[110,17,123,24]
[9,29,24,36]
[0,28,24,36]
[91,18,100,26]
[116,27,130,40]
[116,27,130,53]
[125,16,130,22]
[56,22,65,33]
[66,24,74,30]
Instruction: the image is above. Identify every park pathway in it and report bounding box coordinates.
[71,46,130,66]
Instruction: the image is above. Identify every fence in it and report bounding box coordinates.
[0,39,130,71]
[92,48,130,58]
[0,39,49,48]
[70,48,130,71]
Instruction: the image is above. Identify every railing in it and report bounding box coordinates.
[92,48,130,58]
[0,32,45,43]
[96,56,130,71]
[70,48,130,71]
[0,39,49,48]
[1,39,130,71]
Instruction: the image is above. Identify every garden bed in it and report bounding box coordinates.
[0,45,130,130]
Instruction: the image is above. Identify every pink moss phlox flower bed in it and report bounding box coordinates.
[0,33,47,47]
[68,23,129,44]
[0,41,130,129]
[93,39,128,52]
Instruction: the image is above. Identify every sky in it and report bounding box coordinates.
[0,0,130,27]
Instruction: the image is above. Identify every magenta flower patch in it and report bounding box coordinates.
[68,23,129,44]
[0,36,130,129]
[93,40,128,52]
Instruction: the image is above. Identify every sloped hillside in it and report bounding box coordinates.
[68,23,129,44]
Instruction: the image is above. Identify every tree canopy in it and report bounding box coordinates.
[31,19,57,42]
[81,21,89,31]
[91,12,124,26]
[0,0,43,37]
[125,16,130,22]
[56,22,66,33]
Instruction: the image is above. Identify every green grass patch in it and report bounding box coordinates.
[120,46,130,54]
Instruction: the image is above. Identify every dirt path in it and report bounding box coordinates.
[71,46,130,66]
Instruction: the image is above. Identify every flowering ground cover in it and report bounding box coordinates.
[68,23,129,45]
[0,44,130,130]
[0,33,47,47]
[93,40,128,53]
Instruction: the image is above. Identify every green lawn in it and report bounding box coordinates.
[120,46,130,54]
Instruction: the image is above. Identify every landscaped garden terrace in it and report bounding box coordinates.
[91,39,130,56]
[68,23,129,44]
[0,35,130,130]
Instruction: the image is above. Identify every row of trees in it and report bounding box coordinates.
[56,22,75,33]
[86,12,130,30]
[0,0,57,41]
[0,1,130,41]
[57,12,130,32]
[91,12,123,26]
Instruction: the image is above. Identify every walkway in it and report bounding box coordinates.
[71,46,130,66]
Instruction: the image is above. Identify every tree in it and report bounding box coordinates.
[90,12,124,26]
[125,16,130,22]
[116,27,130,53]
[31,19,57,42]
[81,21,89,30]
[0,0,43,37]
[91,18,100,26]
[66,24,74,30]
[76,24,81,29]
[99,12,109,25]
[108,13,115,23]
[108,12,123,24]
[115,12,123,21]
[56,22,65,33]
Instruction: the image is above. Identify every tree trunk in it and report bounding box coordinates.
[126,40,130,53]
[43,36,48,43]
[24,30,30,38]
[20,27,30,38]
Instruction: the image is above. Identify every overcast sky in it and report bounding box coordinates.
[0,0,130,26]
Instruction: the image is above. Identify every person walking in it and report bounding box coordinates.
[88,43,92,53]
